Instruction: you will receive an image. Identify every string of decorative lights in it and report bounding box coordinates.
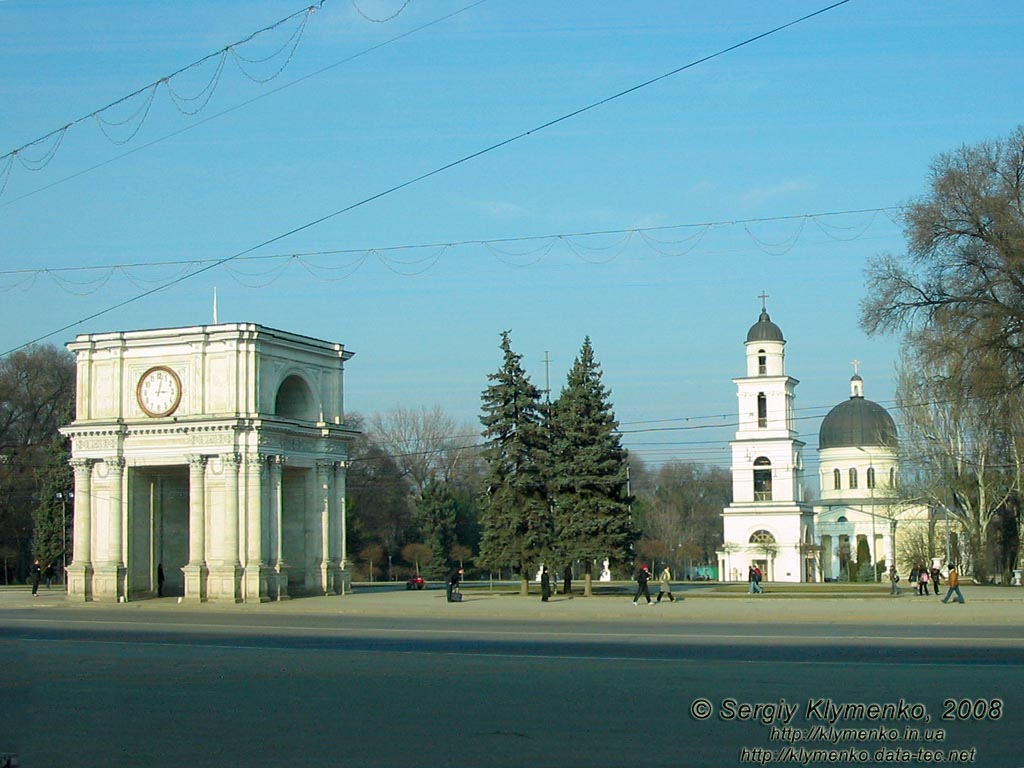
[351,0,414,24]
[0,3,324,198]
[0,206,901,296]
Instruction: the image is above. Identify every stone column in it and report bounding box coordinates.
[244,453,269,602]
[67,458,95,601]
[316,461,333,595]
[333,460,350,595]
[94,457,126,601]
[182,455,208,602]
[269,455,289,600]
[210,453,242,602]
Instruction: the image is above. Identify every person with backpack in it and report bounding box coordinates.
[917,566,930,596]
[930,565,941,596]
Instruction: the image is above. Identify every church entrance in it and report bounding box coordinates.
[752,559,769,581]
[127,466,189,598]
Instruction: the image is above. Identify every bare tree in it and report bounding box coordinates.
[631,459,730,571]
[861,125,1024,393]
[861,127,1024,582]
[894,347,1021,582]
[369,405,478,496]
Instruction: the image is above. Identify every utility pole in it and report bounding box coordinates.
[542,351,551,403]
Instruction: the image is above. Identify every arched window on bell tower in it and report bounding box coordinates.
[758,350,767,375]
[833,468,841,490]
[757,393,767,428]
[753,457,772,501]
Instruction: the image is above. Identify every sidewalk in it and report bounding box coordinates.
[3,581,1022,626]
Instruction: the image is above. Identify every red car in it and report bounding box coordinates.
[406,576,426,590]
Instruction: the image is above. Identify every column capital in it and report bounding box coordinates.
[69,457,95,475]
[187,454,209,470]
[244,452,267,469]
[220,452,241,469]
[105,456,126,472]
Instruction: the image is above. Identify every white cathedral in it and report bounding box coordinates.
[717,303,928,583]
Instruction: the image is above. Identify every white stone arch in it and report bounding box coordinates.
[274,370,319,422]
[62,323,356,604]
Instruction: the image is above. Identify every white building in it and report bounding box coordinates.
[814,372,929,581]
[717,305,927,583]
[61,323,357,603]
[718,305,816,583]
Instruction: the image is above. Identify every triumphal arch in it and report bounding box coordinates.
[61,323,357,603]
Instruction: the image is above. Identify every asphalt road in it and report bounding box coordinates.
[3,587,1022,767]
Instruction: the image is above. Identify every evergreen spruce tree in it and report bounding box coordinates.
[550,337,635,596]
[418,479,459,579]
[478,331,552,595]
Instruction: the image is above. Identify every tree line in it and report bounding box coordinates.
[347,333,728,593]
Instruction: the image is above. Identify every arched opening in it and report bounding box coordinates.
[274,375,316,421]
[757,393,767,428]
[849,467,858,489]
[749,529,776,545]
[757,350,767,375]
[833,468,841,490]
[867,466,876,489]
[753,457,772,501]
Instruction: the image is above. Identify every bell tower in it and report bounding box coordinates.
[718,297,815,583]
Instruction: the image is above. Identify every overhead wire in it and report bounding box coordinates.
[1,4,321,195]
[0,1,484,211]
[0,206,900,286]
[1,0,854,357]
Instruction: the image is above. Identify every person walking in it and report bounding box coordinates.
[917,566,929,596]
[888,565,901,595]
[747,565,758,594]
[157,563,166,598]
[446,567,464,602]
[540,567,551,602]
[30,560,42,596]
[656,565,675,603]
[941,563,966,604]
[44,563,55,588]
[633,564,653,605]
[753,565,764,594]
[930,565,942,596]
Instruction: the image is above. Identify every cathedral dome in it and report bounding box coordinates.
[746,309,784,343]
[819,382,897,450]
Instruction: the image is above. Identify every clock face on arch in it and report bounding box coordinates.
[137,366,182,417]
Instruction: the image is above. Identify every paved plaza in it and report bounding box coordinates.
[3,583,1022,768]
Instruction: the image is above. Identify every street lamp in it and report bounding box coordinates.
[855,447,879,582]
[55,490,74,577]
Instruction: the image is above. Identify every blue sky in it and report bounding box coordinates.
[2,0,1022,474]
